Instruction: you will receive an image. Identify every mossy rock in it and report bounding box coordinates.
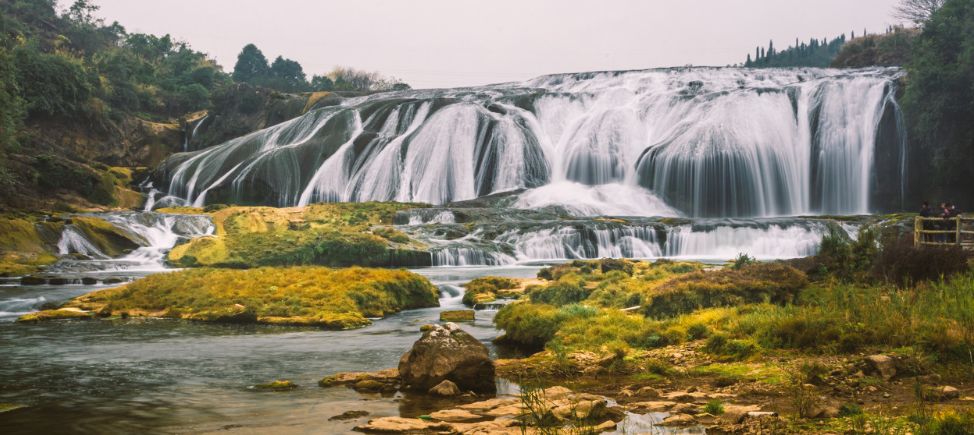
[71,216,142,257]
[253,380,298,391]
[439,310,475,322]
[17,308,95,322]
[33,266,439,329]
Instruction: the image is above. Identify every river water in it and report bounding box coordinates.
[0,266,543,434]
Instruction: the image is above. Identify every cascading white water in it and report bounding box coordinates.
[53,213,214,272]
[57,226,108,259]
[155,67,906,218]
[425,220,847,266]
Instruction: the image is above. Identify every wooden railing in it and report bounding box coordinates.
[914,216,974,248]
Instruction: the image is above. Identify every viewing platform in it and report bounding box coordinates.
[914,216,974,249]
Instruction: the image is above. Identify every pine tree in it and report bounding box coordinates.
[232,44,270,84]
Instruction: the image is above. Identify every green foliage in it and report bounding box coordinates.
[494,303,597,349]
[0,48,24,154]
[232,44,270,84]
[704,333,757,361]
[745,35,846,67]
[902,0,974,202]
[731,253,755,270]
[832,27,917,67]
[916,409,974,435]
[705,400,725,416]
[462,276,519,306]
[814,227,878,281]
[30,154,116,205]
[12,47,93,118]
[528,278,591,306]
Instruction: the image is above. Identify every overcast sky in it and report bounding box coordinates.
[86,0,906,89]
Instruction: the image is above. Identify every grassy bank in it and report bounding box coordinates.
[19,266,439,329]
[166,202,432,268]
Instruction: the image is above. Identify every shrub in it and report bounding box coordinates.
[873,234,971,285]
[642,263,807,317]
[704,333,758,361]
[705,400,725,416]
[463,276,519,306]
[528,279,591,306]
[731,253,756,270]
[686,322,710,340]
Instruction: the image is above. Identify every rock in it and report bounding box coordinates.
[543,386,573,400]
[628,401,677,412]
[429,408,482,422]
[865,355,897,380]
[429,380,461,397]
[448,419,517,434]
[808,401,840,419]
[439,310,475,322]
[635,386,661,398]
[398,323,496,393]
[924,385,961,401]
[319,368,400,391]
[81,277,98,285]
[354,416,451,433]
[353,379,386,393]
[551,396,607,421]
[483,404,525,418]
[721,404,763,424]
[458,398,520,413]
[659,413,696,426]
[20,276,46,286]
[253,380,297,391]
[328,410,369,421]
[593,420,617,432]
[670,403,700,414]
[745,411,778,419]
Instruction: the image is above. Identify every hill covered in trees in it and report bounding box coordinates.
[0,0,411,210]
[744,35,847,68]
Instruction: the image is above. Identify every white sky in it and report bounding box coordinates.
[86,0,906,89]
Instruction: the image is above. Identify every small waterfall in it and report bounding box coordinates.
[424,219,845,266]
[183,115,209,152]
[50,213,214,273]
[57,225,108,259]
[154,67,907,217]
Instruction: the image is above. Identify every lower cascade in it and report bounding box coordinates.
[151,67,907,218]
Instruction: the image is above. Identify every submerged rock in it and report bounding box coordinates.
[428,379,461,396]
[398,323,496,393]
[439,309,475,322]
[354,416,451,433]
[252,379,298,391]
[329,410,370,421]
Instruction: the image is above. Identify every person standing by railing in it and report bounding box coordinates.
[918,201,933,243]
[943,202,958,243]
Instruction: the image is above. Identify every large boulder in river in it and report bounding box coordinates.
[398,323,495,393]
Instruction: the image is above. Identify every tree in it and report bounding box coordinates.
[0,48,24,151]
[232,43,269,84]
[895,0,946,25]
[901,0,974,202]
[310,74,334,91]
[269,56,308,92]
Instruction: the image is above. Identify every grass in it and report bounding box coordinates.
[462,276,520,306]
[28,266,439,329]
[0,215,62,276]
[166,203,431,268]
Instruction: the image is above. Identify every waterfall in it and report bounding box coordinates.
[53,213,214,272]
[154,67,907,218]
[422,219,848,266]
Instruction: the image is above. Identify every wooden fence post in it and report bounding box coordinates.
[956,216,962,246]
[914,216,921,247]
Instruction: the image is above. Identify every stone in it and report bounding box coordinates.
[865,355,897,381]
[328,410,369,421]
[354,416,451,433]
[593,420,617,432]
[721,404,763,424]
[439,309,475,322]
[550,397,607,421]
[628,401,677,412]
[670,403,700,414]
[924,385,961,401]
[635,386,661,398]
[429,408,482,422]
[659,413,696,426]
[542,386,573,400]
[459,398,520,413]
[483,404,525,418]
[448,419,517,434]
[429,380,461,397]
[253,379,297,391]
[353,379,385,393]
[398,323,496,393]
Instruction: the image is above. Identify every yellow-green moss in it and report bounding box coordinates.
[440,310,475,322]
[167,203,430,268]
[31,266,439,329]
[462,276,521,306]
[17,308,95,322]
[253,379,298,391]
[0,216,62,276]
